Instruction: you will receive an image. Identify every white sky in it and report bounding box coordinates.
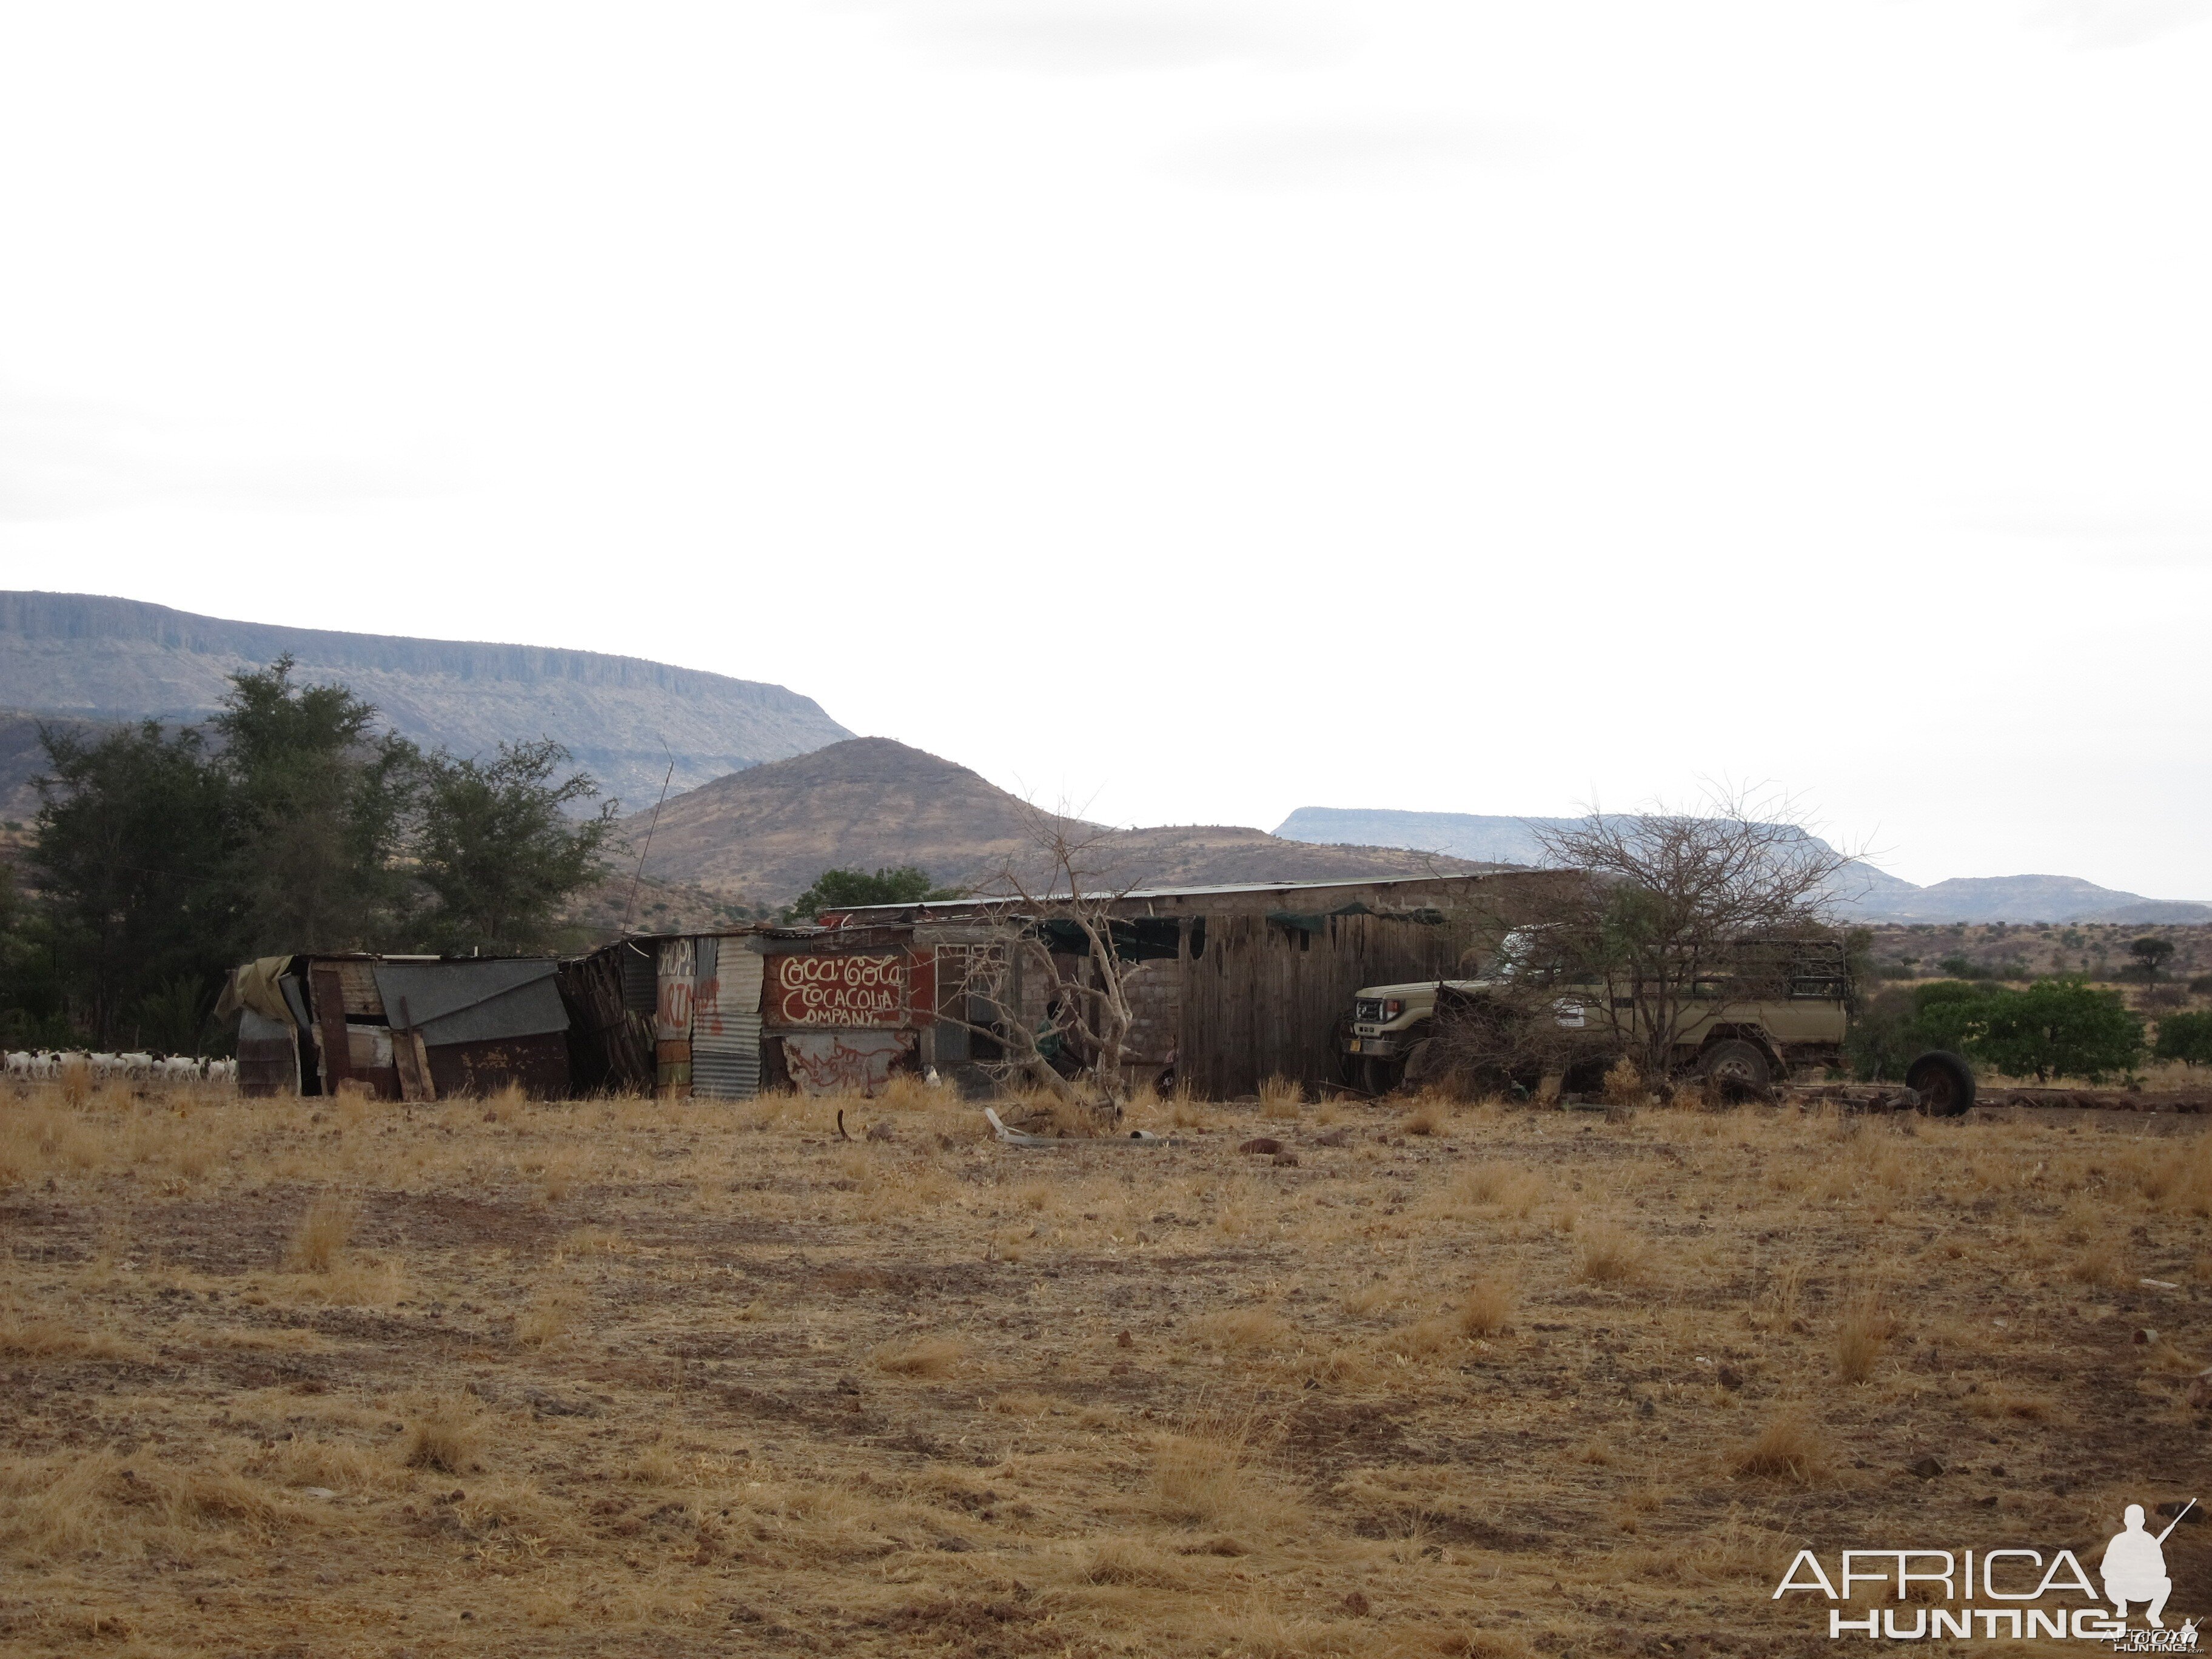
[1,1,2207,896]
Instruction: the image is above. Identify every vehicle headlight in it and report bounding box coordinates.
[1384,999,1403,1019]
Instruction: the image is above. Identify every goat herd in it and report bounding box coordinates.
[6,1050,239,1084]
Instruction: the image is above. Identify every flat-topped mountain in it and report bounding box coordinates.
[0,591,853,809]
[1275,805,2210,924]
[629,738,1496,906]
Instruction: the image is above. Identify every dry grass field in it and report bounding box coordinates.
[3,1078,2210,1657]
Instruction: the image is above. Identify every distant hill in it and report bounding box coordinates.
[1275,805,2210,925]
[0,591,853,811]
[630,739,1499,905]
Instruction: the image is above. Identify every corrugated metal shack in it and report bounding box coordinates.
[832,872,1557,1098]
[221,953,577,1099]
[572,924,941,1100]
[220,874,1550,1104]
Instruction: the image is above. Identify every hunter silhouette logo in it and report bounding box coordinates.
[2105,1503,2183,1628]
[1772,1498,2199,1644]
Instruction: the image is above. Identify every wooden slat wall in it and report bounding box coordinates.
[1180,914,1470,1098]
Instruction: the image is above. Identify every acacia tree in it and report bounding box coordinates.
[412,739,615,953]
[23,661,620,1044]
[2129,936,2176,981]
[28,721,241,1043]
[783,865,959,924]
[1512,789,1858,1087]
[213,657,421,954]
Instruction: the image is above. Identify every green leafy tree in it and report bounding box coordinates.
[2128,936,2176,981]
[1851,979,1989,1080]
[2154,1010,2212,1069]
[783,865,960,923]
[1970,978,2142,1082]
[412,740,615,953]
[213,657,421,954]
[133,973,225,1057]
[28,720,241,1043]
[0,858,72,1047]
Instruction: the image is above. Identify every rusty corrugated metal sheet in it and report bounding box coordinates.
[426,1031,571,1100]
[692,938,764,1101]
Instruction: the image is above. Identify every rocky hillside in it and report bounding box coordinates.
[629,739,1497,906]
[0,592,852,810]
[1276,805,2208,924]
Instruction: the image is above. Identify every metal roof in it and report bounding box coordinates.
[374,959,568,1046]
[831,870,1526,920]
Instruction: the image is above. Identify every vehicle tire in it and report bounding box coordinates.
[1360,1055,1403,1096]
[1332,1016,1361,1085]
[1402,1037,1438,1087]
[1562,1056,1611,1095]
[1904,1050,1976,1116]
[1698,1039,1774,1098]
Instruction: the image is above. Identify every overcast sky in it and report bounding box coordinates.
[1,1,2207,895]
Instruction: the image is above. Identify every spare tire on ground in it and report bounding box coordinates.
[1905,1050,1976,1116]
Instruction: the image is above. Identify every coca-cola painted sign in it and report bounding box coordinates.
[772,953,906,1027]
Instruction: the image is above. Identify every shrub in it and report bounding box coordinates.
[1971,979,2143,1082]
[2154,1010,2212,1069]
[1875,977,2142,1083]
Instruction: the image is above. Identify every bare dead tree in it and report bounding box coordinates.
[1456,786,1863,1088]
[937,801,1151,1116]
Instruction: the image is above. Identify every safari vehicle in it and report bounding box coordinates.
[1339,929,1976,1112]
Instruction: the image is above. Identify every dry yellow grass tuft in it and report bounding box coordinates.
[1399,1102,1445,1137]
[870,1335,965,1377]
[1601,1055,1645,1107]
[0,1307,141,1362]
[1835,1288,1896,1384]
[517,1278,585,1347]
[1446,1161,1547,1217]
[402,1395,488,1475]
[1456,1275,1517,1337]
[2065,1239,2127,1286]
[1575,1223,1645,1284]
[1257,1074,1305,1119]
[1191,1307,1295,1350]
[2139,1133,2212,1216]
[1080,1537,1191,1588]
[1729,1410,1828,1482]
[1966,1385,2052,1421]
[1148,1425,1299,1534]
[286,1194,356,1272]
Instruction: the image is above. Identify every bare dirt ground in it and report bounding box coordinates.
[3,1079,2210,1657]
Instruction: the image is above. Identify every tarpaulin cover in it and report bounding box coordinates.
[216,956,297,1024]
[1034,917,1182,962]
[373,960,569,1047]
